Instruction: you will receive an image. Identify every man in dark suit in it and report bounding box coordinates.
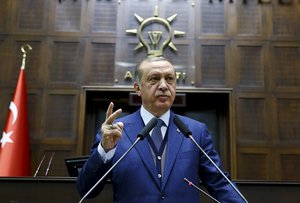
[77,56,245,202]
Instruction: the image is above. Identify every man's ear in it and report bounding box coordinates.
[134,82,141,96]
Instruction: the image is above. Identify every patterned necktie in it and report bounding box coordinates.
[152,119,165,150]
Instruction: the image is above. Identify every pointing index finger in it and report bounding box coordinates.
[105,102,114,120]
[105,102,122,125]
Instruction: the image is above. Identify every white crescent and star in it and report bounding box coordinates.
[0,101,18,148]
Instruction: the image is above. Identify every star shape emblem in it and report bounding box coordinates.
[0,131,14,148]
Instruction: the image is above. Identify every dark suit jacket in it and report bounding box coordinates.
[77,109,244,203]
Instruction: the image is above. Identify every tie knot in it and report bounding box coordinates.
[156,119,165,128]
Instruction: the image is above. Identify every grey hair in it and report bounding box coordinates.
[134,56,170,84]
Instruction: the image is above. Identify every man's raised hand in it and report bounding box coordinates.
[101,102,124,152]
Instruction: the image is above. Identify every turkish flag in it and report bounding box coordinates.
[0,68,30,176]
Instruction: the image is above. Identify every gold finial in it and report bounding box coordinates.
[21,44,32,70]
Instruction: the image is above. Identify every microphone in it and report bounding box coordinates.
[34,154,46,177]
[173,115,248,203]
[138,117,158,139]
[184,178,220,203]
[173,115,191,137]
[78,117,158,203]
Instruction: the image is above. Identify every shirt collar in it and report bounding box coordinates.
[140,105,170,127]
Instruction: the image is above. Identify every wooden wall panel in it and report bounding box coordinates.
[272,0,299,37]
[273,45,300,88]
[90,0,118,34]
[236,1,262,36]
[200,0,225,35]
[200,44,226,86]
[43,91,78,140]
[237,45,264,87]
[54,0,83,32]
[279,151,300,181]
[237,149,272,180]
[49,40,83,85]
[237,98,268,143]
[0,38,8,86]
[13,0,48,33]
[0,0,10,34]
[277,98,300,142]
[84,42,115,85]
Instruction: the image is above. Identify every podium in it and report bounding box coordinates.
[0,177,300,203]
[0,177,109,203]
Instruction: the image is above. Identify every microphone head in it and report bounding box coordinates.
[137,117,158,140]
[173,115,191,138]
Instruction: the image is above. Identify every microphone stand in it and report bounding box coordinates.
[188,134,248,203]
[173,115,248,203]
[184,178,220,203]
[79,137,142,203]
[45,152,55,176]
[33,154,46,177]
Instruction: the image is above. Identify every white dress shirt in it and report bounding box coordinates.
[98,106,170,163]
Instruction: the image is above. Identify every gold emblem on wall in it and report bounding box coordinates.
[126,5,185,57]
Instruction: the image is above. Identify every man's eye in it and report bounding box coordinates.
[149,77,159,82]
[166,76,175,83]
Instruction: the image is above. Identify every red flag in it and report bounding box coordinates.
[0,68,30,176]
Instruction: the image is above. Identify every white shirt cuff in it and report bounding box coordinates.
[97,142,116,163]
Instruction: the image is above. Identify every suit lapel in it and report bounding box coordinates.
[162,113,184,189]
[124,111,161,188]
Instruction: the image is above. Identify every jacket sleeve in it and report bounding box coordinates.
[76,132,112,199]
[197,124,244,203]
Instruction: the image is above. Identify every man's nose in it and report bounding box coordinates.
[158,79,168,91]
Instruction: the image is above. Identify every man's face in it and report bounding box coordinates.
[134,59,176,117]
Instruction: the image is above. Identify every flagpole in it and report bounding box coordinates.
[0,44,32,176]
[21,44,32,70]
